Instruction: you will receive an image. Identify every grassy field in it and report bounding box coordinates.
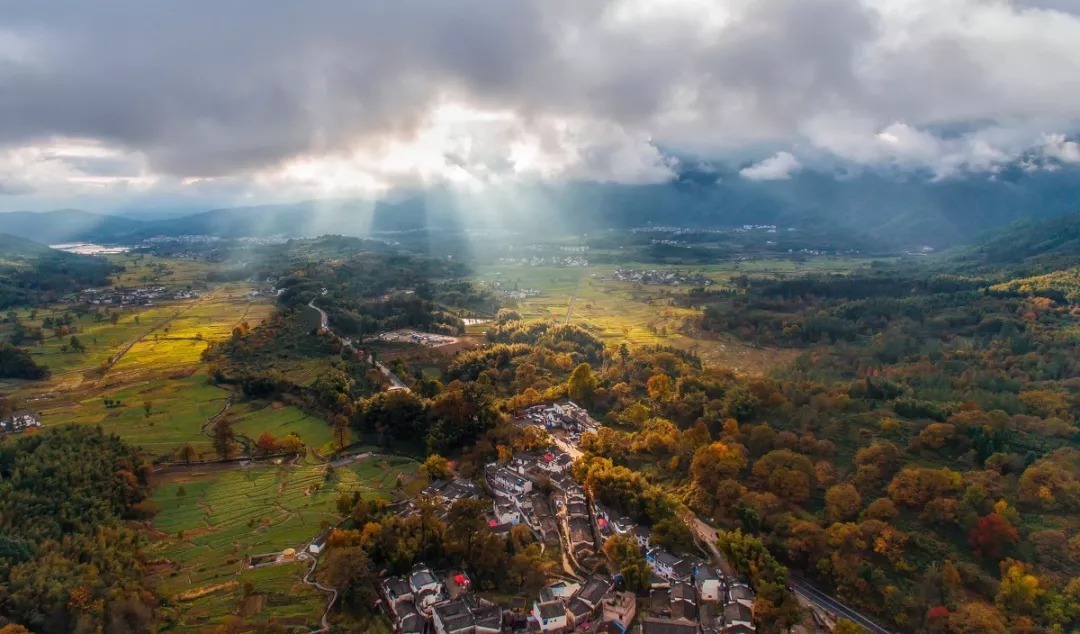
[6,276,284,458]
[228,401,337,456]
[149,456,420,630]
[472,259,869,373]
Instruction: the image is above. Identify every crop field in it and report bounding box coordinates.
[108,254,217,289]
[149,456,420,629]
[7,276,280,457]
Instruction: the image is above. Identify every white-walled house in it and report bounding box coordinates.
[533,600,569,632]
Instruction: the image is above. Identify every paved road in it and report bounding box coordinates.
[307,300,329,330]
[789,578,892,634]
[686,514,891,634]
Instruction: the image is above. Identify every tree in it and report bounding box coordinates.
[109,313,119,325]
[646,373,674,403]
[143,400,153,417]
[946,602,1008,634]
[280,433,305,454]
[567,363,598,405]
[995,560,1043,615]
[212,418,236,460]
[321,546,376,612]
[332,414,350,450]
[69,335,85,353]
[604,533,651,593]
[824,483,863,523]
[421,454,452,481]
[255,432,280,454]
[968,513,1018,559]
[751,449,814,503]
[177,443,197,464]
[834,620,865,633]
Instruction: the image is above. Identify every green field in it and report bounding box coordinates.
[228,401,337,456]
[149,457,420,630]
[6,277,285,458]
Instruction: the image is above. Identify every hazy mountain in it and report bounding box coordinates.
[0,233,58,260]
[2,162,1078,249]
[0,209,146,244]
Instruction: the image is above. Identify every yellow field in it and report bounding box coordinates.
[4,272,321,459]
[472,259,865,373]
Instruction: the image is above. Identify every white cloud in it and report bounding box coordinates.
[1043,133,1080,163]
[739,151,801,180]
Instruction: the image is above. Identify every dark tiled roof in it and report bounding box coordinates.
[640,617,699,634]
[535,600,565,620]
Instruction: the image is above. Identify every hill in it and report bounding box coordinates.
[0,234,117,308]
[0,209,146,244]
[0,233,56,262]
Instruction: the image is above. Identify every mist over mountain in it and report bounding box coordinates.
[3,160,1078,250]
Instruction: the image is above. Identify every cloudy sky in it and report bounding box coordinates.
[1,0,1079,212]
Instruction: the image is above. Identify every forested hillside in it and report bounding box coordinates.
[0,426,156,632]
[0,234,117,309]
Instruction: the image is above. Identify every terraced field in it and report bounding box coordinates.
[149,457,421,630]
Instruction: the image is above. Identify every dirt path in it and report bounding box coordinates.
[299,552,337,633]
[564,272,584,325]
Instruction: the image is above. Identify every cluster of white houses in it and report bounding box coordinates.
[379,565,501,634]
[78,285,202,306]
[521,402,599,434]
[0,411,40,436]
[381,417,757,634]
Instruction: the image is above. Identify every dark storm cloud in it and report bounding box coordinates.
[0,0,1078,190]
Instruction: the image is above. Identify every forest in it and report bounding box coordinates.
[0,426,156,633]
[0,234,117,310]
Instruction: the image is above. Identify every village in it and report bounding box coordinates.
[77,285,202,306]
[370,400,759,634]
[609,269,713,287]
[0,410,41,436]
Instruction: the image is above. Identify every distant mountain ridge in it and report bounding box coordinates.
[2,162,1078,249]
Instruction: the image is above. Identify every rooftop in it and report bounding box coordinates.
[535,600,566,620]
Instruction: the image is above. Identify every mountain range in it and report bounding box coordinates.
[2,162,1078,249]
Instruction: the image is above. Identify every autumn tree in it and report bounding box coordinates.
[176,443,197,464]
[968,513,1018,559]
[604,533,651,593]
[646,373,675,403]
[995,560,1042,616]
[421,454,452,481]
[946,602,1008,634]
[824,483,863,523]
[321,546,376,612]
[567,363,598,405]
[751,449,814,503]
[332,414,350,450]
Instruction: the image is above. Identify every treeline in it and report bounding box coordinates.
[0,343,49,380]
[351,382,500,453]
[0,253,117,310]
[0,426,156,632]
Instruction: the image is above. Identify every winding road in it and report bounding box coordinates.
[685,513,891,633]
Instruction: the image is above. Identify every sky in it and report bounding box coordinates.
[0,0,1079,213]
